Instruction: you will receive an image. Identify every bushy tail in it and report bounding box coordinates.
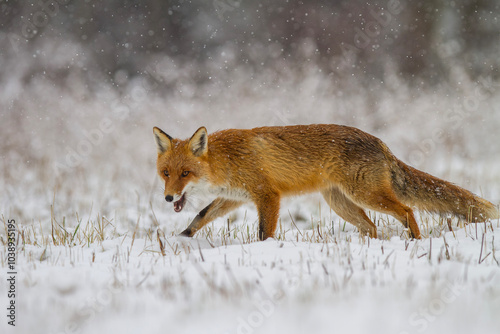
[391,159,499,222]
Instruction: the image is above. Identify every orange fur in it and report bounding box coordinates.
[153,124,498,240]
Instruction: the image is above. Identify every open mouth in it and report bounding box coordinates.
[173,194,186,212]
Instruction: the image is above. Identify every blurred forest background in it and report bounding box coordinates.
[1,0,499,222]
[2,0,500,86]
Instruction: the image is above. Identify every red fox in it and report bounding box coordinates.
[153,124,498,240]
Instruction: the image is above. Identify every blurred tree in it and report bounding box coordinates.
[0,0,498,88]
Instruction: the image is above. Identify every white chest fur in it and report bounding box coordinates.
[184,180,252,202]
[209,186,252,201]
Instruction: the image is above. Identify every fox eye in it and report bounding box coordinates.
[181,171,190,177]
[163,170,169,177]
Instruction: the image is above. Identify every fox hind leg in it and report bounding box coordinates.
[321,187,377,238]
[350,186,422,239]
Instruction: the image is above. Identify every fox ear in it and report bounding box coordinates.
[153,127,172,154]
[188,127,208,157]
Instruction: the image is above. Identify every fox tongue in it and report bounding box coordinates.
[173,194,185,212]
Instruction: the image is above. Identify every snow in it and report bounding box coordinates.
[1,72,500,332]
[1,91,499,333]
[2,4,500,332]
[2,194,500,334]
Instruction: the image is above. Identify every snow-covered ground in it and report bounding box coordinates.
[2,1,500,332]
[1,70,500,334]
[2,204,500,334]
[1,144,500,334]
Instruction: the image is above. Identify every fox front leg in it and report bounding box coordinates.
[255,191,281,241]
[179,198,243,237]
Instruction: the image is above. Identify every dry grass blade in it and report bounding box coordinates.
[157,228,166,256]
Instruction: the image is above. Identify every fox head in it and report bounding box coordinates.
[153,126,210,212]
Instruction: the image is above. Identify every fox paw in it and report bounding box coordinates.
[178,228,194,238]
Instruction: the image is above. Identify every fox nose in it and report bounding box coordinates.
[165,195,174,202]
